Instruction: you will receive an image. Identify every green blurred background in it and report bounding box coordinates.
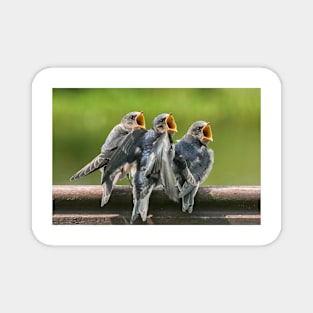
[53,88,260,186]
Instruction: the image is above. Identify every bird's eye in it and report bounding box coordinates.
[131,115,136,120]
[198,127,202,131]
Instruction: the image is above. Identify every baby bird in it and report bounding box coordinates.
[70,111,145,206]
[173,121,214,213]
[101,113,178,224]
[131,113,178,223]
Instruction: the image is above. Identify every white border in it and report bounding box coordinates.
[32,67,281,246]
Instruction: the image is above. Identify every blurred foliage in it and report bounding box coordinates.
[53,88,260,186]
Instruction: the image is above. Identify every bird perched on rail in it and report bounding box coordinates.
[70,111,146,206]
[101,113,178,224]
[173,121,214,213]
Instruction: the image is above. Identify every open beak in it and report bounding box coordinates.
[202,123,213,142]
[136,111,145,129]
[166,113,177,133]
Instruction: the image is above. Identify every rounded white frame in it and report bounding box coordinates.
[32,67,281,246]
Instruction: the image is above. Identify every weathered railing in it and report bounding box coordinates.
[53,185,260,225]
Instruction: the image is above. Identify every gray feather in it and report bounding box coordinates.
[70,112,146,206]
[173,122,214,213]
[70,153,109,181]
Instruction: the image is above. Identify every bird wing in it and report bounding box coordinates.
[144,133,178,202]
[190,147,214,183]
[70,152,111,181]
[144,133,165,177]
[173,139,198,187]
[179,147,214,197]
[101,128,147,180]
[70,127,126,181]
[198,147,214,183]
[101,124,129,152]
[159,135,179,202]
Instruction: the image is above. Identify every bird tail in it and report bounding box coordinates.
[179,182,196,198]
[130,192,152,224]
[160,162,179,203]
[100,169,123,207]
[182,193,194,213]
[160,145,180,203]
[181,184,199,213]
[138,196,150,222]
[130,200,140,224]
[181,195,189,213]
[101,180,113,207]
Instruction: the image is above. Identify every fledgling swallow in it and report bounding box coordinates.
[173,121,214,213]
[131,113,178,223]
[100,113,178,224]
[70,111,145,206]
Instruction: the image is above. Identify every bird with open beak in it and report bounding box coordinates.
[70,111,145,206]
[101,113,178,224]
[173,121,214,213]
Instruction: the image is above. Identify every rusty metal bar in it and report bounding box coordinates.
[53,185,260,225]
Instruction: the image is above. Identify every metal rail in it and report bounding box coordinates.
[53,185,260,225]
